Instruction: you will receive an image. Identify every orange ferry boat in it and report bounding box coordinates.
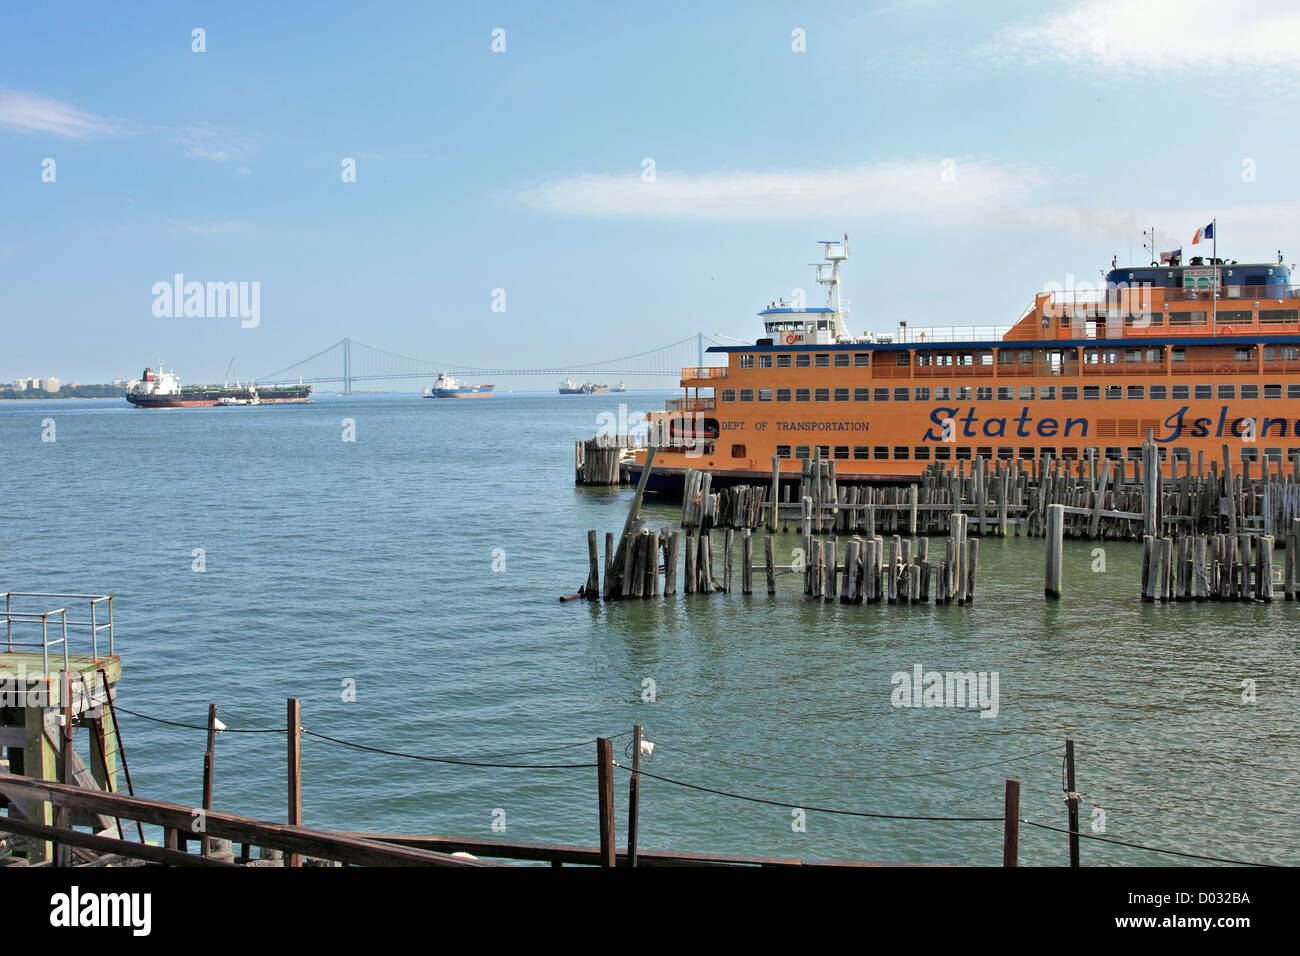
[631,235,1300,492]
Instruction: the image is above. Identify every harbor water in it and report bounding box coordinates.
[2,393,1297,865]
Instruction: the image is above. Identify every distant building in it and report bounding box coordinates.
[13,379,28,391]
[41,377,60,393]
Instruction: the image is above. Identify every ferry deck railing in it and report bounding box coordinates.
[2,592,114,674]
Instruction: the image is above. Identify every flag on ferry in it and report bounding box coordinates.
[1192,222,1214,244]
[1160,248,1181,265]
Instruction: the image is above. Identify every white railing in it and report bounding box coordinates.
[2,592,114,673]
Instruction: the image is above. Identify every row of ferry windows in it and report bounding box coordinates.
[735,345,1300,369]
[721,384,1300,403]
[774,445,1300,462]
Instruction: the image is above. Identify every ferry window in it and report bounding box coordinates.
[1105,446,1123,460]
[976,386,993,401]
[1083,349,1099,365]
[1039,386,1056,400]
[1018,447,1035,460]
[816,445,830,459]
[1059,315,1071,328]
[1265,447,1283,463]
[1126,447,1143,460]
[1283,347,1299,362]
[853,446,870,460]
[1288,385,1300,399]
[1061,386,1078,400]
[854,387,869,401]
[1193,385,1211,400]
[977,351,994,366]
[721,389,736,402]
[1126,386,1143,400]
[1265,384,1283,399]
[731,444,747,458]
[853,353,870,367]
[1172,447,1190,463]
[739,388,754,402]
[997,350,1014,365]
[935,386,952,400]
[1083,386,1101,400]
[1263,346,1277,360]
[795,354,811,368]
[1105,386,1122,400]
[834,446,850,460]
[1124,350,1141,364]
[873,446,890,459]
[997,447,1014,460]
[739,354,755,369]
[795,388,810,402]
[814,388,830,402]
[873,387,890,402]
[815,354,831,368]
[1217,385,1235,400]
[1039,447,1057,459]
[956,352,973,367]
[894,446,911,460]
[758,388,773,402]
[915,353,933,367]
[956,386,972,401]
[896,352,910,367]
[1171,348,1186,363]
[915,387,931,401]
[1261,309,1299,323]
[1149,385,1167,400]
[833,353,850,367]
[1172,385,1189,400]
[893,387,909,401]
[776,388,792,402]
[1020,350,1033,365]
[955,446,972,460]
[795,446,810,459]
[997,387,1013,401]
[1019,386,1034,400]
[936,353,954,367]
[1220,310,1252,325]
[935,446,952,460]
[758,354,773,368]
[1146,348,1162,363]
[1169,311,1209,326]
[1060,447,1079,460]
[776,445,792,458]
[777,354,792,368]
[834,387,850,402]
[1241,448,1260,462]
[976,446,993,459]
[1234,348,1254,362]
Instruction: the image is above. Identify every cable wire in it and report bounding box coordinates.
[1019,819,1275,867]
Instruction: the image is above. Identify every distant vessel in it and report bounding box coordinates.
[560,379,609,395]
[614,383,627,392]
[126,364,311,408]
[423,372,494,399]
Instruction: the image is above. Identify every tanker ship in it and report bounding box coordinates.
[125,364,312,408]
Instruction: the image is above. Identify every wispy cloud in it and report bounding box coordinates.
[172,122,256,163]
[516,159,1045,223]
[996,0,1300,73]
[169,220,254,238]
[0,89,115,138]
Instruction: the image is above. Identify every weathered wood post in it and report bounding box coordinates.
[1003,779,1020,867]
[597,737,615,868]
[1065,739,1080,867]
[202,703,218,857]
[287,698,302,868]
[627,725,642,868]
[1045,503,1064,599]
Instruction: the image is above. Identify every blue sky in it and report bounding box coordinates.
[3,0,1299,388]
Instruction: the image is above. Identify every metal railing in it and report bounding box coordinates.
[681,367,728,380]
[2,593,114,673]
[664,398,716,412]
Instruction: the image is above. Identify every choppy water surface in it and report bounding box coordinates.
[2,393,1297,865]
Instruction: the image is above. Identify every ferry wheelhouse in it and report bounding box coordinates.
[632,236,1300,492]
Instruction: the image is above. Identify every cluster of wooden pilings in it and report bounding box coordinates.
[682,440,1300,543]
[1138,526,1299,602]
[574,435,644,486]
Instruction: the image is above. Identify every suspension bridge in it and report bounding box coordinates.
[258,334,728,392]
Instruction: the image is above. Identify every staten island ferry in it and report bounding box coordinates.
[630,235,1300,493]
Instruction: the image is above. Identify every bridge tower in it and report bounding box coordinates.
[343,337,352,395]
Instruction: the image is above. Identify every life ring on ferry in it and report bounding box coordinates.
[784,333,798,345]
[1221,326,1234,335]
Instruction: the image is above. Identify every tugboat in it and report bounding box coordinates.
[423,372,494,398]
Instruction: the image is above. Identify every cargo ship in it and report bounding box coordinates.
[560,380,609,395]
[125,364,312,408]
[423,372,494,398]
[630,233,1300,493]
